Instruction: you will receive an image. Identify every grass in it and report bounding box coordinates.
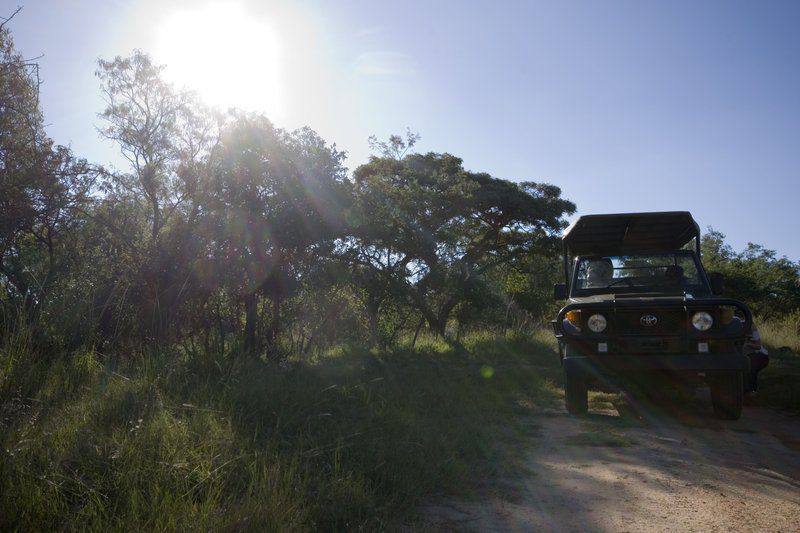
[0,329,564,531]
[758,313,800,354]
[754,314,800,412]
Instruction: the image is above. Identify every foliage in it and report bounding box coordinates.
[702,229,800,318]
[348,149,575,339]
[0,23,93,325]
[202,114,351,357]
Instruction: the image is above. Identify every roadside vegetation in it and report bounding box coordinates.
[1,329,562,530]
[752,313,800,411]
[1,11,799,530]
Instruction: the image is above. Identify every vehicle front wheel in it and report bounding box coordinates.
[565,369,588,415]
[709,371,743,420]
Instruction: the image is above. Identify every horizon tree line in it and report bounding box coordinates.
[1,20,798,366]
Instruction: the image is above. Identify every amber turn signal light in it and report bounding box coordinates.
[565,310,581,325]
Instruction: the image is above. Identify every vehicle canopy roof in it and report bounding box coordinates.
[563,211,700,257]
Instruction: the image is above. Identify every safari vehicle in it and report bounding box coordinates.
[552,212,753,419]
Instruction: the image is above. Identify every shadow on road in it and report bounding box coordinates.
[420,384,800,532]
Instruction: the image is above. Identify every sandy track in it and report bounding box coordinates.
[421,396,800,532]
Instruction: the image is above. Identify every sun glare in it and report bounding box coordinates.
[155,3,283,118]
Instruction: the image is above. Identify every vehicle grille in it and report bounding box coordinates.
[615,337,684,354]
[614,308,686,336]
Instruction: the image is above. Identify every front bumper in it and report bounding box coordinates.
[564,353,750,379]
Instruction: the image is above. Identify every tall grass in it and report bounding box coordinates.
[758,312,800,353]
[0,330,562,530]
[755,313,800,411]
[1,310,35,402]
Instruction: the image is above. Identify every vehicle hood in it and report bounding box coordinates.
[568,293,696,305]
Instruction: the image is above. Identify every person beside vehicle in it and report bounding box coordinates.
[745,325,769,392]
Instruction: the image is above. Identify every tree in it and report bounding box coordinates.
[0,15,92,323]
[96,51,218,342]
[350,147,575,339]
[489,251,565,326]
[702,229,800,318]
[97,51,190,245]
[204,113,350,358]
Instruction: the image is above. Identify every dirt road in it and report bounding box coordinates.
[421,393,800,532]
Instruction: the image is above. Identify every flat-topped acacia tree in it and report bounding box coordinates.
[350,148,575,340]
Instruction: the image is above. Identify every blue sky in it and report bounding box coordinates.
[9,0,800,260]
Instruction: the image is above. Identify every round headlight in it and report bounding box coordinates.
[587,313,607,333]
[692,311,713,331]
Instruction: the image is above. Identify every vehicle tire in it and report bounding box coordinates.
[565,369,588,415]
[709,371,743,420]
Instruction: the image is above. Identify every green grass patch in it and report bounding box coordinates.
[754,315,800,412]
[0,330,562,530]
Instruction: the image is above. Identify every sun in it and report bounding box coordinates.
[154,2,283,118]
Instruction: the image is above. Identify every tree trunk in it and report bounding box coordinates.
[243,292,258,357]
[266,294,281,361]
[411,316,425,348]
[408,286,444,337]
[365,296,381,347]
[436,298,459,339]
[149,195,160,245]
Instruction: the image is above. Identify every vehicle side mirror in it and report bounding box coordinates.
[553,283,567,300]
[709,272,724,295]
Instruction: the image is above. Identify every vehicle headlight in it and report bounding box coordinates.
[587,313,607,333]
[692,311,713,331]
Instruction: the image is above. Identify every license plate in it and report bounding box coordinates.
[640,339,666,351]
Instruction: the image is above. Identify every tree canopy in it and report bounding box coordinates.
[350,150,575,338]
[702,229,800,318]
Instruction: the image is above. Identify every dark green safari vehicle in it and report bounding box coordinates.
[552,212,755,419]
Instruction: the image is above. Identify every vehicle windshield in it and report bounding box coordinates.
[573,252,709,295]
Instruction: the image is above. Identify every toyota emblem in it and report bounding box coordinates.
[640,314,658,326]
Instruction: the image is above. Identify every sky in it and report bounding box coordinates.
[8,0,800,260]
